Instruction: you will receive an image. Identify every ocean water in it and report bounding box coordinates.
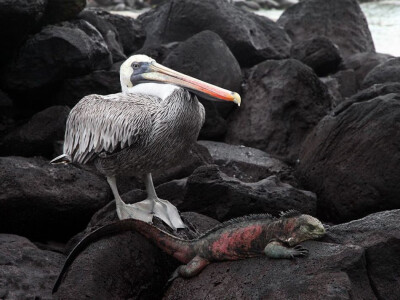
[257,1,400,57]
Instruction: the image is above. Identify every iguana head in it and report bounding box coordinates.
[280,212,326,246]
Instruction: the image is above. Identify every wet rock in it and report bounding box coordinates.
[0,156,110,241]
[362,57,400,89]
[340,52,393,89]
[1,20,112,93]
[165,241,374,299]
[79,9,126,63]
[0,0,46,65]
[325,210,400,300]
[297,93,400,223]
[42,0,86,24]
[0,106,70,157]
[198,140,292,183]
[290,36,342,76]
[55,212,219,299]
[162,30,242,139]
[181,165,316,221]
[139,0,291,67]
[277,0,374,58]
[225,59,331,161]
[56,69,121,106]
[0,234,64,300]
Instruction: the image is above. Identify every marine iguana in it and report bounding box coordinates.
[53,210,325,293]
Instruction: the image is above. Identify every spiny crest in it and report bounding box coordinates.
[279,210,302,219]
[197,214,276,239]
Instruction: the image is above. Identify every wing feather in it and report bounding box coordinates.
[64,93,158,164]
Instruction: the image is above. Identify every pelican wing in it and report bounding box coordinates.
[64,93,158,164]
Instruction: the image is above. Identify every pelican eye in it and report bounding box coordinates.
[132,63,140,69]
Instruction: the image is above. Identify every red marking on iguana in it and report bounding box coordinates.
[53,210,325,293]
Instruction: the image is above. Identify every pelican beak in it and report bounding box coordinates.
[142,62,241,106]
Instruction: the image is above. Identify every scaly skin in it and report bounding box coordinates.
[53,210,325,293]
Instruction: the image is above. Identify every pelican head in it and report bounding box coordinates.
[120,54,241,106]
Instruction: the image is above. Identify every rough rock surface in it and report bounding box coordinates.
[0,106,70,157]
[0,0,46,65]
[290,36,342,76]
[162,30,242,139]
[0,234,64,300]
[2,20,112,92]
[0,156,110,240]
[225,59,331,161]
[330,69,358,98]
[325,210,400,300]
[164,241,373,299]
[277,0,374,58]
[198,140,293,183]
[181,165,316,221]
[139,0,291,67]
[42,0,86,24]
[340,52,393,89]
[55,213,219,299]
[362,57,400,89]
[297,93,400,222]
[55,70,121,106]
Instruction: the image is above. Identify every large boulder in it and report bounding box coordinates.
[0,234,64,300]
[325,210,400,300]
[225,59,331,161]
[297,93,400,222]
[0,106,70,157]
[165,241,374,299]
[162,30,242,139]
[290,36,342,76]
[1,20,112,93]
[42,0,86,24]
[180,165,317,221]
[362,57,400,89]
[0,0,46,65]
[0,156,110,240]
[277,0,374,58]
[138,0,291,67]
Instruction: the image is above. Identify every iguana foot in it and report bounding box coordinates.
[264,240,309,259]
[177,256,210,278]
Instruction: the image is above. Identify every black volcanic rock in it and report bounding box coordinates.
[325,210,400,300]
[181,165,316,221]
[297,93,400,222]
[1,20,112,93]
[225,59,331,161]
[0,156,110,240]
[0,0,46,65]
[362,57,400,89]
[162,30,242,139]
[290,37,342,76]
[56,70,121,106]
[0,106,70,157]
[42,0,86,24]
[0,234,64,299]
[165,241,374,299]
[139,0,291,67]
[277,0,374,58]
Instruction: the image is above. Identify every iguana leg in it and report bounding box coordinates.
[264,240,309,259]
[175,256,210,279]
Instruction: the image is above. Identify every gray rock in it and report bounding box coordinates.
[1,20,112,92]
[164,241,374,299]
[325,210,400,300]
[0,234,64,300]
[139,0,291,67]
[362,57,400,89]
[319,76,344,107]
[180,165,316,221]
[42,0,86,24]
[225,59,331,161]
[0,156,110,240]
[297,93,400,222]
[330,69,358,98]
[0,106,70,157]
[277,0,374,58]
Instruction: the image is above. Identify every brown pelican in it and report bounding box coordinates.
[51,55,241,230]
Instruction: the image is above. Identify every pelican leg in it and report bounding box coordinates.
[143,173,186,230]
[106,176,153,223]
